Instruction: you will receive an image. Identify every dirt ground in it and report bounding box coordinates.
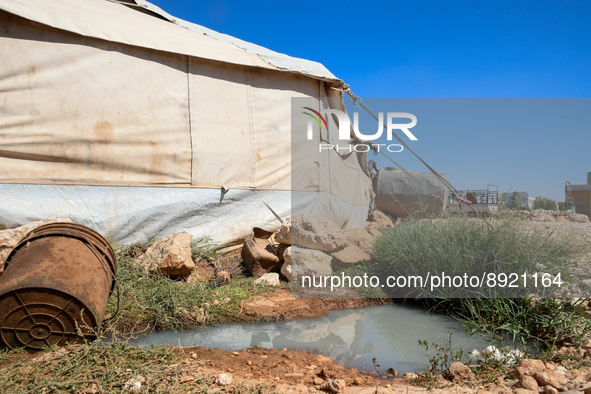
[244,289,393,321]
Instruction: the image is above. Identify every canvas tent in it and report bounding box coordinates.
[0,0,372,244]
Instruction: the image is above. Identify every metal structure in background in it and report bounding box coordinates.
[0,223,117,351]
[447,186,501,216]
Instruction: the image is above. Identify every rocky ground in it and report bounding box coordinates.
[2,211,591,393]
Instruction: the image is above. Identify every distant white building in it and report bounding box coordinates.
[501,192,535,209]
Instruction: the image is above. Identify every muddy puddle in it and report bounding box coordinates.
[128,304,502,373]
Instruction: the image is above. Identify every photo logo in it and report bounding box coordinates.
[303,108,417,153]
[302,107,329,139]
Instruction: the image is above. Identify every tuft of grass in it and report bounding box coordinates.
[369,215,591,348]
[431,297,591,349]
[0,342,278,393]
[105,243,286,334]
[371,215,586,298]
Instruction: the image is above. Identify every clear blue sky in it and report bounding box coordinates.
[149,0,590,202]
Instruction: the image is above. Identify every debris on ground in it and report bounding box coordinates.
[139,232,194,278]
[254,272,280,286]
[516,209,590,223]
[241,227,281,276]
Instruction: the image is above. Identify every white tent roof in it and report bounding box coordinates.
[0,0,339,82]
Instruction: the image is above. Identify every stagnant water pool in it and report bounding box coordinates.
[129,304,495,374]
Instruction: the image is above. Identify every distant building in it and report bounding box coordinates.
[501,192,535,209]
[565,172,591,219]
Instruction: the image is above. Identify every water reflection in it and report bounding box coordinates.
[129,304,492,373]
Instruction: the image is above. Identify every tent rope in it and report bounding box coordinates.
[338,83,492,226]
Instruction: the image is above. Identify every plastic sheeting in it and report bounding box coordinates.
[0,185,368,244]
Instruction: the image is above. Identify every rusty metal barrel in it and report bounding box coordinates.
[0,223,116,351]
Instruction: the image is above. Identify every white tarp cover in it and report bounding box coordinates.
[0,0,371,243]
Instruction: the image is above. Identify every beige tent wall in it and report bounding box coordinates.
[0,4,372,242]
[188,59,319,189]
[0,12,192,186]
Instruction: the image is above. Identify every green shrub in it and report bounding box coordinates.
[533,196,558,211]
[371,216,584,298]
[105,243,283,334]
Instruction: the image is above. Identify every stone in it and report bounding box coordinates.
[291,213,348,253]
[215,373,232,386]
[567,212,590,223]
[387,367,401,377]
[447,361,475,381]
[544,386,559,394]
[141,232,194,277]
[318,379,346,393]
[315,354,332,364]
[254,273,280,286]
[365,224,382,238]
[331,245,371,265]
[275,217,291,245]
[513,359,547,379]
[518,375,539,390]
[281,247,292,282]
[403,372,418,379]
[291,247,333,281]
[179,375,194,383]
[343,227,376,252]
[124,378,141,391]
[532,370,568,389]
[530,211,556,222]
[0,217,73,276]
[513,390,537,394]
[555,215,569,223]
[368,210,395,228]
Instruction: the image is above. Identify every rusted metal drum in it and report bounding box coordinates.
[0,223,116,351]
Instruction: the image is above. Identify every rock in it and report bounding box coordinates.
[387,367,401,377]
[179,375,194,383]
[124,378,141,391]
[513,390,538,394]
[513,359,547,379]
[567,212,590,223]
[281,247,292,282]
[447,362,475,381]
[331,245,371,264]
[214,271,231,284]
[530,210,556,222]
[275,217,291,244]
[316,355,332,364]
[403,372,418,379]
[343,228,376,252]
[544,386,559,394]
[215,373,232,386]
[532,370,568,389]
[291,213,348,253]
[368,210,395,228]
[365,224,382,238]
[583,339,591,349]
[291,248,333,282]
[555,215,569,223]
[0,217,73,275]
[319,379,345,393]
[254,272,280,286]
[518,375,539,390]
[313,376,324,385]
[141,232,194,277]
